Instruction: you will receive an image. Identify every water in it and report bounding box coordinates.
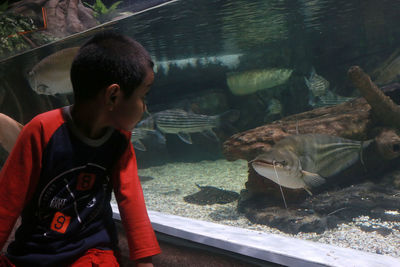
[1,0,400,259]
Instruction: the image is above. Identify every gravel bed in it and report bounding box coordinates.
[112,159,400,258]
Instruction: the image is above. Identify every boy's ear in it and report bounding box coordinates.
[105,84,121,110]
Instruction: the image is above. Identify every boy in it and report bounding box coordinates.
[0,32,161,266]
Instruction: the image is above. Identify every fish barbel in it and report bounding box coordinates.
[251,134,372,194]
[27,47,79,95]
[138,109,240,144]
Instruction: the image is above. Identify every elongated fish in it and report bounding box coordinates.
[251,134,372,195]
[27,47,80,95]
[154,54,243,74]
[227,68,293,95]
[310,89,355,108]
[138,109,240,144]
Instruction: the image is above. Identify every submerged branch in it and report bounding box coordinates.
[348,66,400,130]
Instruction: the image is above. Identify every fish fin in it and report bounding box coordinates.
[201,130,219,142]
[154,130,166,144]
[178,132,192,144]
[56,94,70,105]
[142,109,152,119]
[311,66,316,76]
[216,110,240,130]
[304,187,313,196]
[195,183,202,189]
[304,76,311,89]
[132,140,146,151]
[302,171,326,187]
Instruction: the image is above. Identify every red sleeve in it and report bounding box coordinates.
[112,133,161,260]
[0,109,64,251]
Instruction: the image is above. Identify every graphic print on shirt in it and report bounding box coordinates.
[37,162,111,237]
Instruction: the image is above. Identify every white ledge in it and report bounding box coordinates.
[111,204,400,267]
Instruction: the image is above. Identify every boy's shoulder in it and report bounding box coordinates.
[31,108,65,124]
[24,107,66,134]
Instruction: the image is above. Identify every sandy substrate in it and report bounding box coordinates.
[113,159,400,258]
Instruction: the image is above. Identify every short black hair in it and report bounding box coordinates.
[70,31,153,103]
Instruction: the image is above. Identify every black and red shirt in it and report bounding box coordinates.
[0,106,160,266]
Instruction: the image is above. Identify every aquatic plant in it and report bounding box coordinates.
[0,13,35,57]
[84,0,122,23]
[0,12,56,60]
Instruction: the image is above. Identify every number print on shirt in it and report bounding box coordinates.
[50,211,71,234]
[37,163,111,236]
[76,173,96,191]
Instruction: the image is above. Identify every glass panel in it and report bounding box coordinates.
[1,0,400,260]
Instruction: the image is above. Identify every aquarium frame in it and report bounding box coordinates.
[111,204,400,267]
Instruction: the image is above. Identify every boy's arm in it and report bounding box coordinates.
[112,140,161,261]
[0,119,43,250]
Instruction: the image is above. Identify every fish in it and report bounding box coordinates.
[251,134,372,195]
[0,113,23,153]
[138,109,240,144]
[131,127,166,151]
[266,98,282,115]
[138,175,155,182]
[154,54,243,74]
[264,98,283,122]
[183,184,239,205]
[310,89,355,108]
[304,67,329,98]
[227,68,293,95]
[27,47,79,95]
[372,48,400,85]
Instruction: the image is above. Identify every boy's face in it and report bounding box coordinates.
[110,69,154,131]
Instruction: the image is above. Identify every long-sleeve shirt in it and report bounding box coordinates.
[0,106,160,266]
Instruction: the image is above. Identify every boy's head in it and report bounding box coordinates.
[71,31,154,131]
[70,31,154,103]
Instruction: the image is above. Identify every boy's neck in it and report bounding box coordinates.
[70,102,109,139]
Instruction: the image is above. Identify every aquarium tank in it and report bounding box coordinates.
[1,0,400,260]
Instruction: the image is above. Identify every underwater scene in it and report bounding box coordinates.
[1,0,400,259]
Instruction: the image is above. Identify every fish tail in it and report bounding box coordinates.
[215,110,240,129]
[310,66,317,76]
